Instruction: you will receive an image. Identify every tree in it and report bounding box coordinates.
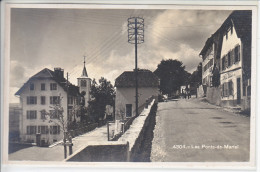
[212,63,220,87]
[189,62,202,87]
[154,59,190,95]
[40,96,70,158]
[87,77,115,122]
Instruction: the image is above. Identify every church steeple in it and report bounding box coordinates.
[77,55,91,108]
[82,56,88,77]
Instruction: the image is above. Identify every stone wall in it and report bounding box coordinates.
[66,142,129,162]
[65,100,156,162]
[206,87,221,106]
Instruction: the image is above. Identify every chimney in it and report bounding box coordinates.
[54,68,64,79]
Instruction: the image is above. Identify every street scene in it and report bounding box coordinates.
[7,7,252,163]
[151,98,249,162]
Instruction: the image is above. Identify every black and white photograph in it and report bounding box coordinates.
[1,2,257,170]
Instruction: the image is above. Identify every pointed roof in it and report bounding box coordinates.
[15,68,80,96]
[79,56,89,78]
[82,66,88,77]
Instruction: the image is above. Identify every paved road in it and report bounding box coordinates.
[9,126,108,161]
[151,98,250,162]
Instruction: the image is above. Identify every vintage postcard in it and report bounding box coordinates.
[1,1,257,171]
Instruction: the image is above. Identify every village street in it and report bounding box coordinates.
[151,98,250,162]
[9,125,108,161]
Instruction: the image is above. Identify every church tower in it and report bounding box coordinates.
[77,56,91,107]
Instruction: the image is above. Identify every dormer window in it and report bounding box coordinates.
[29,83,34,91]
[226,32,228,40]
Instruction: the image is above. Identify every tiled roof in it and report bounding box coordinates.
[115,69,159,88]
[200,10,252,57]
[15,68,80,96]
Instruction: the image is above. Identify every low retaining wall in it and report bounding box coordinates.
[65,100,156,162]
[206,87,221,106]
[66,141,129,162]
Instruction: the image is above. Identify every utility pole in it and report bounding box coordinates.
[128,17,144,117]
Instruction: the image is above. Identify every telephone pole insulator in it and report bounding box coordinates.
[127,17,144,117]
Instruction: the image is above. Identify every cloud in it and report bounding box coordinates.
[150,10,231,50]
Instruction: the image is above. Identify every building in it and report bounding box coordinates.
[15,60,91,145]
[200,29,223,87]
[199,10,251,109]
[9,103,22,142]
[114,69,159,120]
[219,11,251,108]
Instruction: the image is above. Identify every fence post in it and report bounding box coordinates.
[107,122,110,141]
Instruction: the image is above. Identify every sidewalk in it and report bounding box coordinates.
[194,97,250,116]
[9,125,108,161]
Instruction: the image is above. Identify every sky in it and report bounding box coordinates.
[9,8,231,103]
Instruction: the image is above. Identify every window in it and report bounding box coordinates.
[49,110,60,119]
[231,26,233,34]
[41,96,46,105]
[26,110,37,119]
[40,111,46,119]
[68,97,73,105]
[126,104,132,117]
[29,83,34,91]
[50,96,60,104]
[222,56,226,71]
[50,83,57,90]
[226,32,228,40]
[243,82,247,96]
[228,52,231,67]
[222,81,233,97]
[210,76,213,87]
[27,96,37,104]
[38,126,49,134]
[27,126,37,135]
[50,126,60,135]
[234,45,240,63]
[81,80,87,87]
[41,83,46,91]
[228,80,233,96]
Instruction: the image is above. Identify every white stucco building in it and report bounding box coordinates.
[114,69,159,120]
[219,11,251,108]
[15,61,91,145]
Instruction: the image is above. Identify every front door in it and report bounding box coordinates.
[126,104,132,117]
[237,78,241,104]
[36,133,41,146]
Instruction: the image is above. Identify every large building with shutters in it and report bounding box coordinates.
[15,61,91,145]
[200,10,251,109]
[219,11,251,108]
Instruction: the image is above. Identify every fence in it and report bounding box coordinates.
[107,96,155,141]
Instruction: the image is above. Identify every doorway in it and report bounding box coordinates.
[237,78,241,104]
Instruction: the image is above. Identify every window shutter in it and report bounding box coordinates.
[238,45,240,61]
[231,49,235,65]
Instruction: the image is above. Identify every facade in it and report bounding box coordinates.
[114,69,159,120]
[199,10,251,109]
[219,11,251,108]
[200,30,223,87]
[15,61,91,145]
[77,60,92,107]
[9,103,22,141]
